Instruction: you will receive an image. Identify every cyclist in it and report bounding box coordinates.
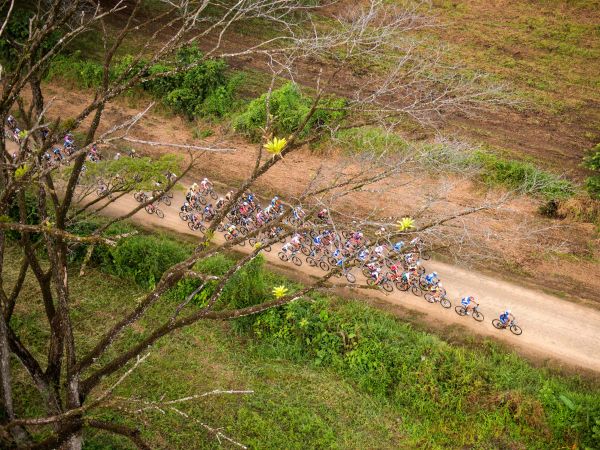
[200,177,212,192]
[203,204,214,220]
[374,244,385,259]
[393,241,405,253]
[424,271,439,286]
[7,115,17,130]
[225,190,234,202]
[461,296,477,315]
[430,282,444,300]
[179,201,189,211]
[317,208,328,221]
[114,152,121,160]
[281,242,295,254]
[499,309,515,328]
[227,224,239,239]
[52,147,62,161]
[290,233,302,251]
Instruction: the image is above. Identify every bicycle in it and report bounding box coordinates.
[278,251,302,266]
[424,292,451,308]
[455,304,484,322]
[248,237,272,252]
[306,255,330,272]
[134,191,148,203]
[366,274,394,293]
[188,220,206,233]
[144,203,164,218]
[492,318,522,335]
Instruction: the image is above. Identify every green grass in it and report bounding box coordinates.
[7,241,600,448]
[423,0,600,118]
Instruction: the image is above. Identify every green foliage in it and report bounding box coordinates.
[46,44,239,118]
[335,126,409,155]
[470,150,575,199]
[143,45,240,119]
[583,143,600,199]
[0,8,61,71]
[249,297,600,447]
[46,52,104,88]
[234,83,346,142]
[6,190,40,241]
[76,154,180,191]
[98,234,191,288]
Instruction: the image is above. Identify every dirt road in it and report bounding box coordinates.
[97,188,600,374]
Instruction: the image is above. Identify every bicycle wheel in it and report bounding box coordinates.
[197,194,207,206]
[381,281,393,293]
[210,190,218,200]
[179,211,188,221]
[264,245,272,252]
[319,261,330,272]
[366,278,375,287]
[492,319,503,330]
[248,238,257,246]
[225,233,233,241]
[306,256,317,267]
[421,251,431,261]
[301,245,311,256]
[291,255,302,267]
[455,305,467,316]
[473,310,484,322]
[134,192,144,202]
[162,196,171,206]
[395,281,409,291]
[345,272,356,284]
[411,284,423,297]
[440,297,451,309]
[510,324,523,335]
[155,208,164,219]
[424,293,435,303]
[188,221,196,231]
[278,252,288,262]
[144,205,154,215]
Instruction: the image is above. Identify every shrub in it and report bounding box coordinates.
[470,151,575,199]
[99,234,191,288]
[583,143,600,199]
[335,126,409,155]
[234,82,346,142]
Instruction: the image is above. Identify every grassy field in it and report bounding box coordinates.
[426,0,600,118]
[8,237,600,449]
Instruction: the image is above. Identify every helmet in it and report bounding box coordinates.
[203,177,208,181]
[505,309,511,314]
[433,272,437,277]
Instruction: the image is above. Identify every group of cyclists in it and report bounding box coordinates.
[4,114,521,335]
[6,114,102,167]
[171,176,521,334]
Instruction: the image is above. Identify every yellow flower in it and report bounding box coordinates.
[264,137,287,156]
[272,285,289,299]
[396,217,415,231]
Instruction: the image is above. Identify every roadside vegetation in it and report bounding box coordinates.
[8,228,600,448]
